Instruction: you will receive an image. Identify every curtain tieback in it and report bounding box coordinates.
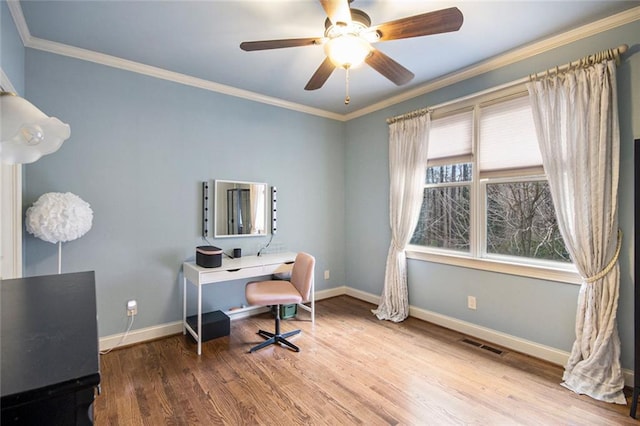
[391,242,406,253]
[584,229,622,284]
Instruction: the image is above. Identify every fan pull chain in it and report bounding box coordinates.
[344,67,350,105]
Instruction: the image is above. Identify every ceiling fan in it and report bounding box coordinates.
[240,0,463,104]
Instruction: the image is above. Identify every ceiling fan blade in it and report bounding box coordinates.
[371,7,463,41]
[305,57,336,90]
[240,37,323,51]
[365,49,414,86]
[319,0,352,26]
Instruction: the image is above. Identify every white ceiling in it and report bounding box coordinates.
[13,1,640,119]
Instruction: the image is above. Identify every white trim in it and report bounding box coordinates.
[97,285,634,387]
[345,286,379,304]
[346,286,574,366]
[0,163,22,280]
[625,369,635,390]
[356,287,634,387]
[1,68,18,93]
[25,37,345,122]
[98,287,341,351]
[408,302,634,388]
[6,0,29,46]
[225,305,269,321]
[98,320,183,352]
[6,0,639,121]
[409,303,570,366]
[406,250,581,285]
[409,91,581,285]
[344,6,640,120]
[0,69,22,280]
[317,285,350,300]
[6,0,343,121]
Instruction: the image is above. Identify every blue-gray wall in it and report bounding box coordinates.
[22,50,346,336]
[1,0,24,93]
[345,20,640,370]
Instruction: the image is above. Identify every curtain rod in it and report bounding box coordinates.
[529,44,628,81]
[386,107,429,125]
[386,43,629,123]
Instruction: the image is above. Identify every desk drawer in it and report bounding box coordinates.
[199,265,267,283]
[266,262,294,275]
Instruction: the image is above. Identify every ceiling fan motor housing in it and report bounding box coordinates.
[324,8,371,33]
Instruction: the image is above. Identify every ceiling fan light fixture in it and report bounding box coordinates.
[324,34,371,69]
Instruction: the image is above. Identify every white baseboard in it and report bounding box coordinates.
[343,287,634,388]
[318,286,350,300]
[409,305,571,366]
[98,286,634,387]
[345,287,380,304]
[99,287,344,351]
[624,369,634,389]
[99,320,183,351]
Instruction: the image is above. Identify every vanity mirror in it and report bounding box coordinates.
[214,180,268,238]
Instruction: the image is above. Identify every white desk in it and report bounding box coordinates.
[183,252,314,354]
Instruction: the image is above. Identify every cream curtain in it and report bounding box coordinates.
[373,112,430,322]
[527,59,625,404]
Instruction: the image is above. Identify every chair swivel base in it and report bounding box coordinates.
[249,329,301,353]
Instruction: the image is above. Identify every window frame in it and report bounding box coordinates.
[406,86,580,285]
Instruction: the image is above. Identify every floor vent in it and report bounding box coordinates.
[461,338,504,355]
[461,338,482,347]
[481,345,504,355]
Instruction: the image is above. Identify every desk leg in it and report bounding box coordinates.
[183,277,187,335]
[631,387,639,418]
[197,283,202,355]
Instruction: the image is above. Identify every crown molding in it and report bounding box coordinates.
[0,68,17,94]
[7,1,639,122]
[24,36,345,121]
[6,0,29,46]
[6,0,344,121]
[344,5,640,121]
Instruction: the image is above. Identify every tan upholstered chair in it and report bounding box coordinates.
[245,252,315,353]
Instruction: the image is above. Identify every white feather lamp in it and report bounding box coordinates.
[25,192,93,273]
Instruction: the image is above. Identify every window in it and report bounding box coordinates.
[408,88,576,282]
[410,163,472,251]
[484,179,569,262]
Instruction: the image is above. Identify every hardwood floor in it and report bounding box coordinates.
[95,296,636,425]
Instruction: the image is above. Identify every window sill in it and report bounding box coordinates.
[405,249,581,285]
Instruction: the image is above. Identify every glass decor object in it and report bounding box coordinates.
[0,92,70,164]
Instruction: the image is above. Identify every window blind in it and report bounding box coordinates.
[427,110,473,161]
[479,96,542,172]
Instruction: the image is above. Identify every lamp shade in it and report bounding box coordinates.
[25,192,93,244]
[0,92,70,164]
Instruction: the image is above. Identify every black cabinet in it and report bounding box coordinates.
[632,140,640,418]
[1,271,100,425]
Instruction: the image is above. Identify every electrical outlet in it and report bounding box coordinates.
[127,300,138,316]
[324,270,330,280]
[467,296,477,310]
